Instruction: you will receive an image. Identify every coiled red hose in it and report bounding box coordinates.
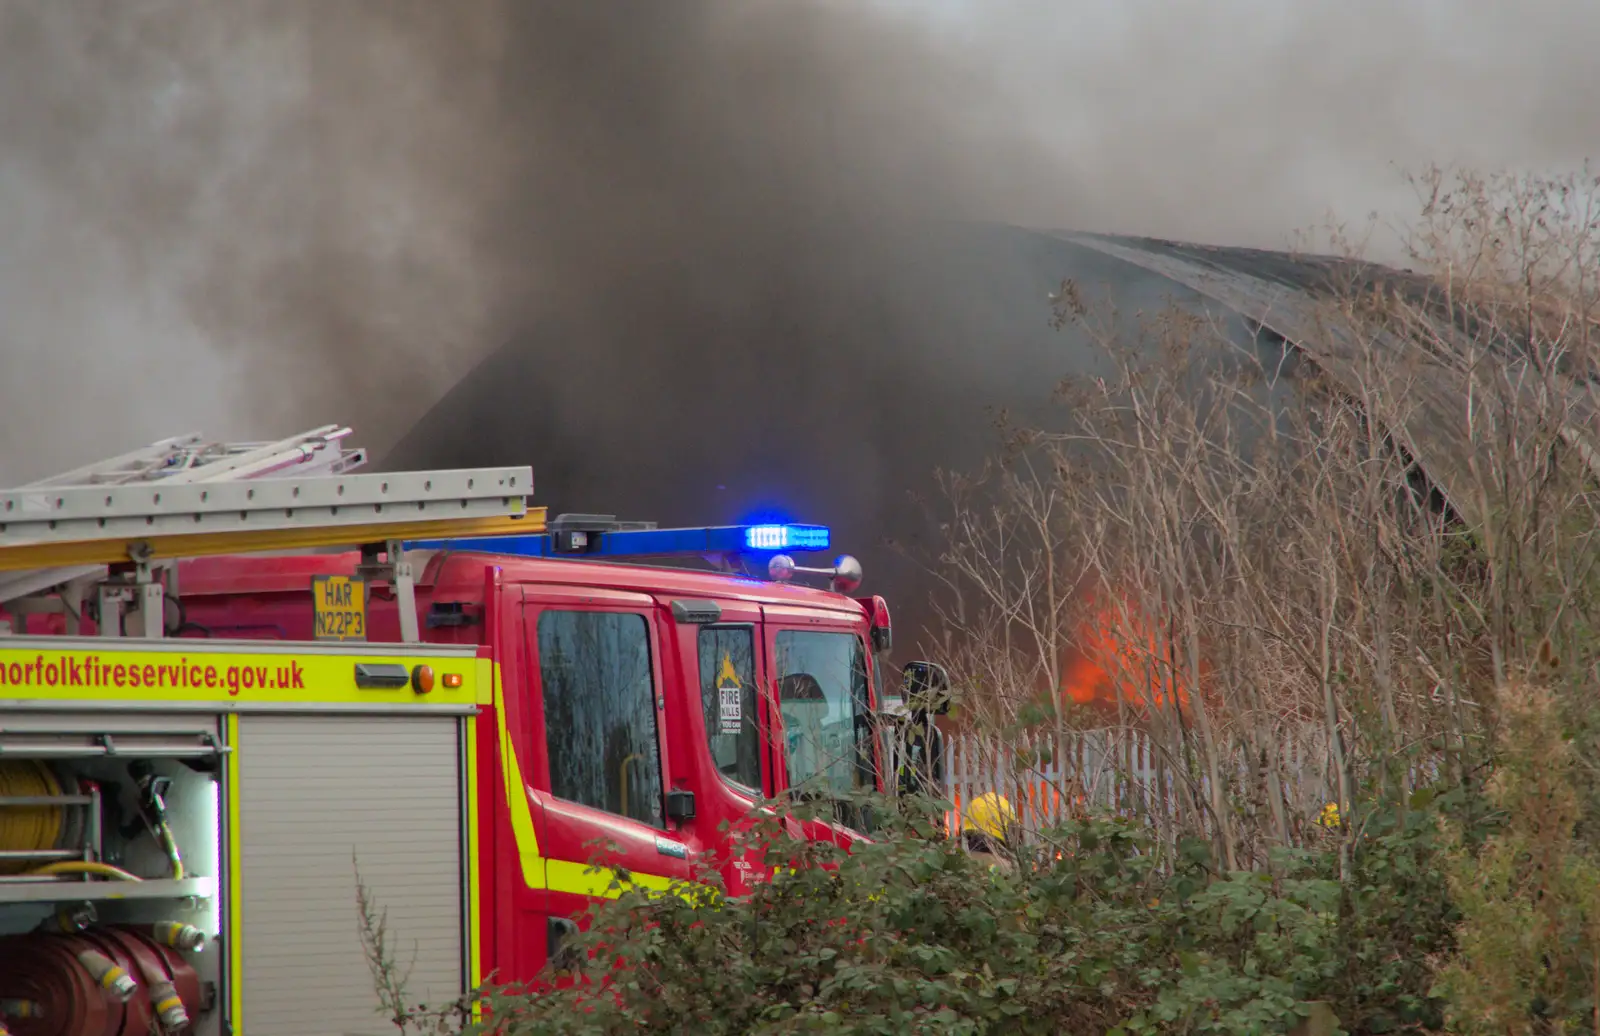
[99,927,201,1032]
[0,934,115,1036]
[0,927,201,1036]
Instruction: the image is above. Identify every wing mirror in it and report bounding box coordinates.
[901,660,952,716]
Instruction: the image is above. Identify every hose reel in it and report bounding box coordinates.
[0,761,205,1032]
[0,761,88,876]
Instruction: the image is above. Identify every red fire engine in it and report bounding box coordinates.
[0,427,906,1036]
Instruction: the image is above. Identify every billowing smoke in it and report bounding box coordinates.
[0,2,1595,647]
[0,2,516,481]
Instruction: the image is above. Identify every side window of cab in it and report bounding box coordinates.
[697,625,760,792]
[537,609,664,828]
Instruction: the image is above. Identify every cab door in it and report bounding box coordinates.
[762,605,880,835]
[655,596,775,895]
[520,586,698,954]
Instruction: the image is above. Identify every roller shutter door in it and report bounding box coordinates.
[236,714,464,1036]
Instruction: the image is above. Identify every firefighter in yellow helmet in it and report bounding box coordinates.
[962,792,1018,872]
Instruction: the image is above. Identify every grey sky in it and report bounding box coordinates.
[889,0,1596,245]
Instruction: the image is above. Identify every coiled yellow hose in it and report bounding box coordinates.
[0,760,65,874]
[26,861,141,882]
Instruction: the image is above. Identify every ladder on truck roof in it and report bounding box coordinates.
[0,426,541,642]
[17,424,368,488]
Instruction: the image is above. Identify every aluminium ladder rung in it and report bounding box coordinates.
[19,433,209,489]
[149,426,360,485]
[2,426,371,603]
[0,466,532,547]
[20,425,364,488]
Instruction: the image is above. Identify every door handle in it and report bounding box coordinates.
[618,753,643,818]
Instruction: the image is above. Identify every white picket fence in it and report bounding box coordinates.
[890,728,1442,842]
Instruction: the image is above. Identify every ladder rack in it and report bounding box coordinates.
[18,425,366,488]
[0,426,379,604]
[0,427,540,642]
[0,466,530,547]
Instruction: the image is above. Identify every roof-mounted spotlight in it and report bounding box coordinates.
[768,553,863,594]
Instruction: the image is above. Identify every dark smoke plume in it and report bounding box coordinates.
[1,2,1596,647]
[9,0,1595,482]
[0,1,1060,482]
[0,2,515,480]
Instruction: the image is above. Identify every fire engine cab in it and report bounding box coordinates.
[0,427,902,1036]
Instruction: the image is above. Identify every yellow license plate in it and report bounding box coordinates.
[312,574,367,641]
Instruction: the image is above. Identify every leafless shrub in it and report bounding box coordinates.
[354,853,477,1036]
[911,166,1600,871]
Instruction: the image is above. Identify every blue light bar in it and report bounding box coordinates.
[743,524,831,551]
[404,523,832,560]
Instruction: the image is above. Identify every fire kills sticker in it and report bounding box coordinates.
[717,651,743,735]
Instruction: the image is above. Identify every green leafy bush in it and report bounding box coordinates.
[478,795,1461,1036]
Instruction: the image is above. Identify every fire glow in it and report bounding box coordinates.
[1060,596,1193,713]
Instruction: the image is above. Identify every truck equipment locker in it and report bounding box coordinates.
[234,712,467,1036]
[0,431,525,1034]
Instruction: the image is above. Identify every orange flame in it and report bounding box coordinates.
[1060,595,1193,713]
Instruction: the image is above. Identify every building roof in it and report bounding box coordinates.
[1059,232,1600,527]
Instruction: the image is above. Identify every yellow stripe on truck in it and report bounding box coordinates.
[225,713,244,1031]
[546,859,674,899]
[489,662,694,903]
[493,670,545,887]
[464,712,484,1021]
[0,641,479,707]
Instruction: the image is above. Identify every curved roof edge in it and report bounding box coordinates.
[1060,231,1600,528]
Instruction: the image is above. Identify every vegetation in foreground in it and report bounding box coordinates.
[362,682,1592,1035]
[479,795,1457,1035]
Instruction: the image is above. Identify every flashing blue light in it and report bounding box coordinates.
[743,524,830,552]
[405,521,833,559]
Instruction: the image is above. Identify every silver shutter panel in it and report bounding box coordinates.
[236,714,464,1036]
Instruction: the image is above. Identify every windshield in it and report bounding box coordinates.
[773,629,873,813]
